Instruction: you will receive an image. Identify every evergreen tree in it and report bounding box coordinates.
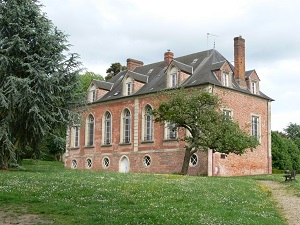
[0,0,83,169]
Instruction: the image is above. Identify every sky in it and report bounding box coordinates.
[39,0,300,132]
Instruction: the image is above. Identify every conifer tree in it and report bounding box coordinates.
[0,0,83,169]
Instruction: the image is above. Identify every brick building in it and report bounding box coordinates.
[65,36,273,176]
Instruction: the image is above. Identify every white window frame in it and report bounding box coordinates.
[251,81,257,94]
[85,114,94,146]
[189,153,198,167]
[124,77,133,96]
[168,67,178,88]
[103,111,112,145]
[251,115,261,142]
[223,109,232,118]
[143,105,153,141]
[165,121,178,140]
[222,72,229,87]
[121,109,131,143]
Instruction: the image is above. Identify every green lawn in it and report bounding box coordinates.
[0,160,290,225]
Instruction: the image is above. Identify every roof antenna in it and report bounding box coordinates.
[207,33,219,49]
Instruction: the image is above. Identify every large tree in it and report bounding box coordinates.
[284,123,300,140]
[105,62,126,81]
[79,71,104,93]
[0,0,83,169]
[152,88,259,174]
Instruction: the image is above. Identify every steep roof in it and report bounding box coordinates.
[96,49,272,102]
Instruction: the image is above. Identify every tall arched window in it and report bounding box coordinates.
[122,109,131,143]
[104,112,112,145]
[86,114,94,146]
[144,105,153,141]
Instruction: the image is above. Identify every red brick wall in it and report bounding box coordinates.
[65,86,271,176]
[213,86,271,176]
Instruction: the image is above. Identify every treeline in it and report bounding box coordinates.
[272,123,300,171]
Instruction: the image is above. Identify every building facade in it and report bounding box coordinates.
[65,36,273,176]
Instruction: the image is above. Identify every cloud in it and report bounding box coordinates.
[40,0,300,131]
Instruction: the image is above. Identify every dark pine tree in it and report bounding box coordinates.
[0,0,83,169]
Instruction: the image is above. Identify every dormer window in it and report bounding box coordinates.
[171,72,177,87]
[222,72,229,87]
[251,81,257,94]
[167,67,178,88]
[88,84,96,102]
[124,77,133,96]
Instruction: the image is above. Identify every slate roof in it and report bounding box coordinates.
[95,49,273,102]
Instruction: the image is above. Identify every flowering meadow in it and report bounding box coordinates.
[0,160,286,225]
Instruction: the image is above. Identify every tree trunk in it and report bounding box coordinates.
[0,150,9,170]
[181,148,192,175]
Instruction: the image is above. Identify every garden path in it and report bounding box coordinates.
[259,180,300,225]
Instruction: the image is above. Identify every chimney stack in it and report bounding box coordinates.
[234,36,246,87]
[126,58,144,71]
[164,50,174,67]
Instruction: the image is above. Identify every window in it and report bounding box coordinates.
[190,153,198,166]
[88,84,96,102]
[144,105,153,141]
[71,160,77,169]
[103,112,112,145]
[70,126,80,148]
[223,109,232,118]
[86,158,92,169]
[144,155,151,167]
[103,157,110,168]
[74,126,79,147]
[251,81,257,94]
[168,67,178,88]
[122,109,131,143]
[125,77,133,95]
[171,72,177,87]
[86,114,94,146]
[165,121,177,139]
[251,116,260,140]
[222,72,229,87]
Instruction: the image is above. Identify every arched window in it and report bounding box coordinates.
[86,114,94,146]
[103,112,112,145]
[144,105,153,141]
[122,109,131,143]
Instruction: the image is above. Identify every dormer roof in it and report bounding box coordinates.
[166,60,193,74]
[91,79,113,91]
[127,71,148,83]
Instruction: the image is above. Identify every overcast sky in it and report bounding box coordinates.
[40,0,300,132]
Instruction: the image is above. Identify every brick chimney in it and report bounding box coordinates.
[234,36,247,87]
[126,58,144,71]
[164,50,174,67]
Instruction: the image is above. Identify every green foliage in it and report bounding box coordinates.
[0,161,286,224]
[284,122,300,140]
[153,88,258,174]
[105,62,126,81]
[0,0,83,169]
[271,131,300,171]
[78,71,104,93]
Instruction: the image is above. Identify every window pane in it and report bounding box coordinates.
[105,112,111,144]
[124,110,131,143]
[145,106,153,141]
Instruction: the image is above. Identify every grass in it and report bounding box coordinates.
[0,160,293,225]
